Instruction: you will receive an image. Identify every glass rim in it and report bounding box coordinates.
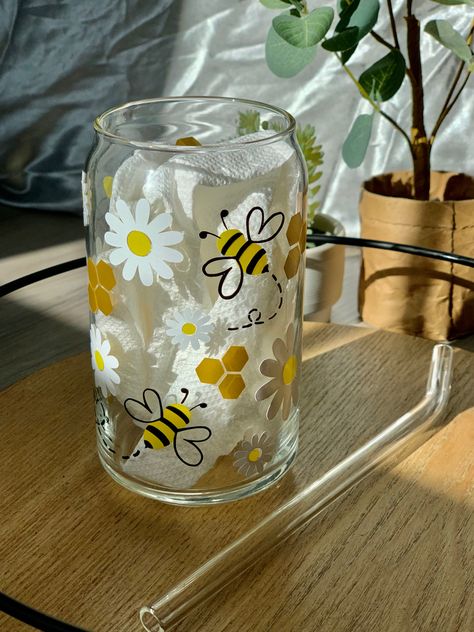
[93,96,296,152]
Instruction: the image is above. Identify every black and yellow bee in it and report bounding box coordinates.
[199,206,284,300]
[123,388,211,467]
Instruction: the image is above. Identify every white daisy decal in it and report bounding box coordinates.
[165,308,214,351]
[233,433,273,477]
[81,171,91,227]
[90,324,120,396]
[104,198,184,286]
[255,323,299,421]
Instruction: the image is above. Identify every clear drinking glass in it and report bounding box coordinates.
[83,97,307,504]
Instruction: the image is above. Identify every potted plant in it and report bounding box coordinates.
[238,110,346,321]
[257,0,474,340]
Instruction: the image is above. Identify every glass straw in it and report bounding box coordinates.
[140,344,453,632]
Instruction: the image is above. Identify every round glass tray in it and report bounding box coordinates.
[1,268,473,632]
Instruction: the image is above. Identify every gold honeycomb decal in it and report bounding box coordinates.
[219,374,245,399]
[88,258,116,316]
[195,358,225,384]
[284,213,307,279]
[195,346,249,399]
[222,346,249,372]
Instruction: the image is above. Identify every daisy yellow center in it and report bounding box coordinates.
[181,322,197,335]
[94,350,105,371]
[127,230,152,257]
[282,355,297,385]
[248,448,262,463]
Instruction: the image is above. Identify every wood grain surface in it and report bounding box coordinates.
[1,323,473,632]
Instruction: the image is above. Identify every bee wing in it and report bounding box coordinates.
[246,206,284,244]
[124,388,163,425]
[202,256,244,300]
[173,426,212,467]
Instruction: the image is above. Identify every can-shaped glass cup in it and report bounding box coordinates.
[84,97,307,504]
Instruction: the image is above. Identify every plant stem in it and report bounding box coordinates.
[387,0,400,49]
[370,30,396,50]
[432,72,472,143]
[405,5,430,199]
[430,21,474,142]
[337,55,414,156]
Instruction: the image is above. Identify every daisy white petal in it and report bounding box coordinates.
[158,230,184,247]
[154,259,174,279]
[149,213,172,232]
[108,356,119,369]
[156,246,184,264]
[156,230,184,247]
[116,199,134,224]
[122,257,138,281]
[138,261,154,286]
[104,231,123,248]
[105,213,124,234]
[135,198,150,226]
[109,248,128,266]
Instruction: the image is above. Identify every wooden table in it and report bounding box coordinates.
[1,321,473,632]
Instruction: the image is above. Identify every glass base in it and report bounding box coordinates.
[98,411,299,505]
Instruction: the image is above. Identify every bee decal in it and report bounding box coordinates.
[199,206,284,301]
[123,388,211,467]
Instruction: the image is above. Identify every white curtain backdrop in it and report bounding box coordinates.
[158,0,474,235]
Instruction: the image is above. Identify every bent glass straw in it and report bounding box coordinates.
[141,344,453,632]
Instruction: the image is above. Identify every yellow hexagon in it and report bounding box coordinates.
[87,258,98,289]
[299,220,307,252]
[284,246,301,279]
[219,374,245,399]
[222,346,248,372]
[102,176,113,199]
[97,260,116,291]
[88,284,98,313]
[196,358,224,384]
[176,136,201,146]
[286,214,304,246]
[95,286,113,316]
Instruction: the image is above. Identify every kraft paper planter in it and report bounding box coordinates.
[359,171,474,341]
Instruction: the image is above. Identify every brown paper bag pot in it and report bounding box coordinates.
[359,171,474,341]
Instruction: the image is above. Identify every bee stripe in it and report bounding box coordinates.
[164,405,189,429]
[144,424,170,448]
[245,247,267,275]
[222,233,247,257]
[235,240,252,262]
[220,230,242,255]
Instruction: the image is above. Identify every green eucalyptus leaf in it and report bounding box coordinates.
[469,58,474,72]
[265,25,317,77]
[332,0,379,62]
[338,0,359,13]
[341,44,358,63]
[337,0,379,40]
[342,113,374,168]
[322,26,359,51]
[259,0,291,9]
[273,8,334,48]
[425,20,473,63]
[288,0,307,13]
[429,0,474,6]
[359,50,406,101]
